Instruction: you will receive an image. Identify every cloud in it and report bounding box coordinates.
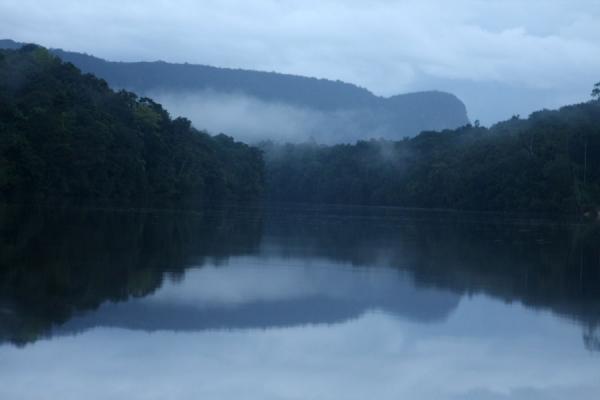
[1,0,599,123]
[150,90,371,143]
[150,90,332,143]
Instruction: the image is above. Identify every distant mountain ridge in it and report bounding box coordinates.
[0,39,470,142]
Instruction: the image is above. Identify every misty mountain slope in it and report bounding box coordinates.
[0,39,470,143]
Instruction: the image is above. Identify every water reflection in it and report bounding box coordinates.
[1,204,599,349]
[263,207,600,350]
[56,260,459,335]
[0,204,262,345]
[1,204,600,399]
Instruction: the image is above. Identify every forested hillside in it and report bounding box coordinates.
[0,39,470,142]
[0,46,263,201]
[262,98,600,214]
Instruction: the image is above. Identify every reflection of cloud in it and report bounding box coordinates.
[145,256,457,315]
[0,302,598,400]
[47,257,458,333]
[150,262,323,307]
[42,256,460,336]
[149,257,404,307]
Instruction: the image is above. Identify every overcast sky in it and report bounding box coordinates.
[1,0,600,124]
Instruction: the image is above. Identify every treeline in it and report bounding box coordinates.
[0,46,263,201]
[262,99,600,213]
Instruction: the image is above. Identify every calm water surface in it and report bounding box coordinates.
[0,204,599,399]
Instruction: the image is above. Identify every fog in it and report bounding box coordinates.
[149,90,377,144]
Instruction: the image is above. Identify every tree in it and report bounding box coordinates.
[0,47,264,201]
[592,82,600,100]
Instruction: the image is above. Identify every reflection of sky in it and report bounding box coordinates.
[0,295,598,400]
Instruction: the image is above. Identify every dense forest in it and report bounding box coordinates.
[262,97,600,214]
[0,46,263,201]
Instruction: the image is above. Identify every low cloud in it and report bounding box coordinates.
[150,90,371,143]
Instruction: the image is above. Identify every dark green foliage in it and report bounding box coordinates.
[0,47,263,201]
[263,100,600,213]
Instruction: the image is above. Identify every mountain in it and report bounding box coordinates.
[0,39,470,143]
[0,45,263,200]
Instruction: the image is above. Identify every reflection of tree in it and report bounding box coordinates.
[583,324,600,352]
[3,204,600,352]
[265,208,600,351]
[0,203,262,346]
